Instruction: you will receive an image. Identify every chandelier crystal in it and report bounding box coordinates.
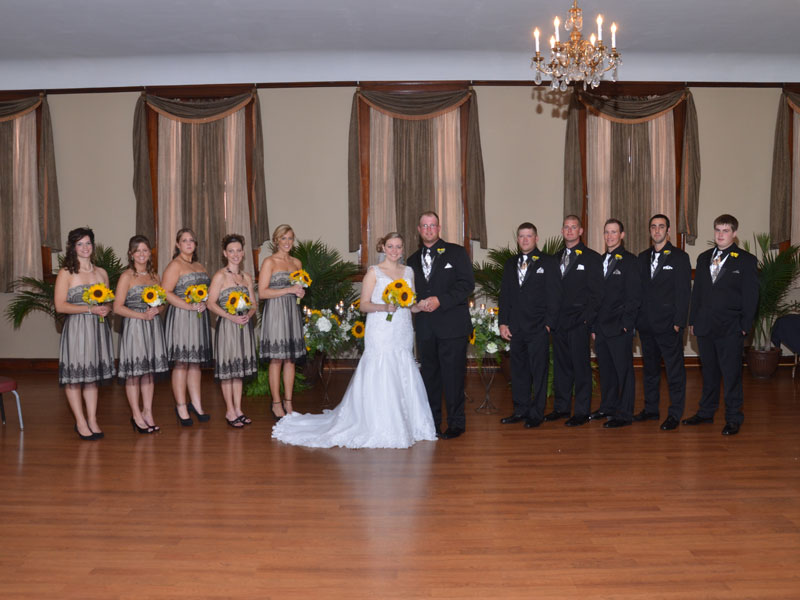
[531,0,621,91]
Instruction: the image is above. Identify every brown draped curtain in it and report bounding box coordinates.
[133,91,269,275]
[564,88,700,253]
[769,90,800,246]
[0,95,61,292]
[348,89,486,265]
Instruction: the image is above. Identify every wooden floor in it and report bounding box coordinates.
[1,366,799,600]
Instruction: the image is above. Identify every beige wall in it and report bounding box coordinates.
[0,86,782,358]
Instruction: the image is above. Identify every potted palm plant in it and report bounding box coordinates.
[743,233,800,378]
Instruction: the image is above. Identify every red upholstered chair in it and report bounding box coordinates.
[0,376,23,430]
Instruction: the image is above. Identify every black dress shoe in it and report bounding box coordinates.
[500,414,525,424]
[633,410,660,422]
[660,416,679,431]
[441,427,465,439]
[589,410,611,421]
[721,422,740,436]
[682,414,714,426]
[603,418,631,429]
[543,411,570,422]
[524,417,542,428]
[564,415,589,427]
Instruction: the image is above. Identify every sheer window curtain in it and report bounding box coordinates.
[0,96,60,292]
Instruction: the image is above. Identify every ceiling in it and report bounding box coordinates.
[1,0,799,91]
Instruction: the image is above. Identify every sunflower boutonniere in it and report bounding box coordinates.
[614,253,623,261]
[730,252,739,258]
[532,255,540,261]
[662,249,671,256]
[575,249,582,256]
[436,247,446,255]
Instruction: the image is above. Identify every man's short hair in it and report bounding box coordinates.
[563,214,582,227]
[418,210,440,225]
[713,214,739,231]
[649,214,670,229]
[604,218,624,233]
[517,222,538,235]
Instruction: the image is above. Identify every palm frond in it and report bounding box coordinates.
[472,245,515,305]
[4,277,58,329]
[292,239,360,309]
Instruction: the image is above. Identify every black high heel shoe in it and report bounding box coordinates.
[271,401,284,421]
[131,417,155,434]
[187,402,211,422]
[75,425,96,441]
[175,405,193,427]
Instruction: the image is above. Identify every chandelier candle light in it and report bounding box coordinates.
[531,0,621,91]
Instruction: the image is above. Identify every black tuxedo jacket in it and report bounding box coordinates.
[554,241,603,331]
[498,250,560,334]
[595,248,641,337]
[636,242,691,334]
[689,243,759,337]
[408,239,475,340]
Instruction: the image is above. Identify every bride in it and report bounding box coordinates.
[271,232,437,449]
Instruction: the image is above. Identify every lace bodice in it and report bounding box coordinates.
[365,265,415,353]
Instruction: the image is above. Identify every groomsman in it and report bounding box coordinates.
[591,219,641,428]
[498,223,560,428]
[635,214,691,431]
[685,214,758,435]
[547,215,602,427]
[408,211,475,440]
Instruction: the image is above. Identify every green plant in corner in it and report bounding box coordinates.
[742,233,800,351]
[4,244,125,330]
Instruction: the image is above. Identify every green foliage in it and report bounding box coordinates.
[472,236,564,305]
[243,367,310,398]
[4,243,124,330]
[292,239,360,309]
[742,233,800,350]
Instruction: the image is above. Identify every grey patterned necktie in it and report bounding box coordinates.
[422,248,433,281]
[651,251,660,278]
[518,255,529,286]
[560,248,571,277]
[603,253,612,277]
[710,249,722,283]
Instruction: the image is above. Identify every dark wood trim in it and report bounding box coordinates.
[460,98,471,257]
[146,104,160,269]
[357,95,371,268]
[672,96,687,250]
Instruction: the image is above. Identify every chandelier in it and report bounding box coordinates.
[531,0,621,91]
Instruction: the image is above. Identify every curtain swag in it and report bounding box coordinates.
[132,92,269,251]
[564,88,700,244]
[347,89,486,252]
[769,91,800,245]
[0,95,61,251]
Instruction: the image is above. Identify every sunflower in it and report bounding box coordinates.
[352,299,361,310]
[242,294,251,306]
[330,314,341,326]
[311,309,323,317]
[397,289,413,307]
[226,291,241,315]
[142,288,157,304]
[87,283,108,303]
[192,285,208,302]
[469,329,476,345]
[392,280,405,290]
[351,321,365,338]
[381,287,391,303]
[184,286,195,302]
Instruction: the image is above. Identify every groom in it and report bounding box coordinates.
[409,211,475,439]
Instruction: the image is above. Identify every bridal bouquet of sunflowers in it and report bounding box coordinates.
[184,284,208,318]
[381,279,415,321]
[225,290,252,329]
[82,283,115,323]
[289,269,312,304]
[141,285,167,308]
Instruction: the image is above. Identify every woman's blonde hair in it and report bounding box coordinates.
[271,224,295,251]
[376,232,404,254]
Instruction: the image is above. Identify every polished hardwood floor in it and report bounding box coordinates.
[1,366,799,599]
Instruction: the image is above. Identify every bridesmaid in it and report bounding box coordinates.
[114,235,169,434]
[258,224,306,419]
[54,227,116,440]
[162,227,213,426]
[207,234,258,428]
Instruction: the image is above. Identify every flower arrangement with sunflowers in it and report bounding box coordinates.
[225,290,253,329]
[469,305,509,369]
[82,283,115,323]
[184,283,208,317]
[302,306,354,359]
[141,285,167,308]
[381,278,416,321]
[289,269,312,304]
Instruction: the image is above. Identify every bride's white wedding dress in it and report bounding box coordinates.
[272,265,437,449]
